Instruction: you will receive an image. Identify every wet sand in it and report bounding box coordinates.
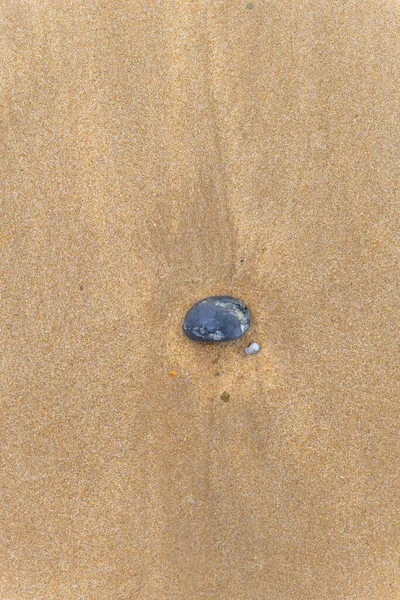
[1,1,399,598]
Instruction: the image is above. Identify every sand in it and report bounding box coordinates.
[1,1,399,598]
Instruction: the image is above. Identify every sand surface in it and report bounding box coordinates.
[1,2,399,598]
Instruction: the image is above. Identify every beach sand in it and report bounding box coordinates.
[1,1,399,598]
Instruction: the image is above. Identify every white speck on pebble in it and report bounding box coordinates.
[244,342,260,355]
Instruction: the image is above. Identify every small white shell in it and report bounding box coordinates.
[244,342,260,355]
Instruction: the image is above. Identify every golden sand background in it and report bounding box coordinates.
[1,1,399,598]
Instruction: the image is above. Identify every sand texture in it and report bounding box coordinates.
[1,1,399,598]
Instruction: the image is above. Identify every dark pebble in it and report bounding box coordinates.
[182,295,251,342]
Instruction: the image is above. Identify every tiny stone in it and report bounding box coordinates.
[220,391,230,402]
[182,296,251,342]
[244,342,260,355]
[185,495,197,505]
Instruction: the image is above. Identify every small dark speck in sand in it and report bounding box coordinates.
[220,392,230,402]
[246,2,255,9]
